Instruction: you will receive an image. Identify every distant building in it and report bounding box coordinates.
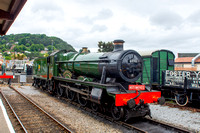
[41,50,48,54]
[0,53,2,59]
[25,51,31,54]
[10,45,15,50]
[175,53,200,71]
[4,51,11,54]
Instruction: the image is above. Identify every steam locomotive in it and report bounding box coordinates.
[33,40,165,121]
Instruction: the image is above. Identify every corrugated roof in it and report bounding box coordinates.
[175,57,200,63]
[0,0,27,35]
[178,53,199,58]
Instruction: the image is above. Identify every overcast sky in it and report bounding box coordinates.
[7,0,200,56]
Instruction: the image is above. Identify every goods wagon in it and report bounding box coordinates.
[137,50,175,88]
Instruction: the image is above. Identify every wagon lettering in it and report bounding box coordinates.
[164,70,200,89]
[194,71,200,78]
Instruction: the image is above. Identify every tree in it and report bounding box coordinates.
[25,43,30,47]
[2,47,7,52]
[98,41,114,52]
[14,46,20,52]
[47,45,55,51]
[18,38,26,45]
[16,53,26,60]
[43,53,49,57]
[5,56,11,60]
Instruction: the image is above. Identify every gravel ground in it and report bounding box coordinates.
[149,104,200,132]
[1,84,199,132]
[3,85,125,133]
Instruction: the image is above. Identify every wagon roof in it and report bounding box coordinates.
[138,49,175,57]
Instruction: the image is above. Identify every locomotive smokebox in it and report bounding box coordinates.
[113,39,124,52]
[98,39,143,83]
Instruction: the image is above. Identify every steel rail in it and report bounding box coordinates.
[61,95,191,133]
[9,85,73,133]
[144,118,191,133]
[33,85,192,133]
[0,91,28,133]
[66,98,147,133]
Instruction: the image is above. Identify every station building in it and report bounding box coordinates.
[175,53,200,71]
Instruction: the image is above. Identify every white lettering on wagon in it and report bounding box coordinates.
[164,70,200,89]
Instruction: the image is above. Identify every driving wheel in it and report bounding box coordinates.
[111,103,124,120]
[77,93,87,106]
[91,102,99,112]
[66,88,76,101]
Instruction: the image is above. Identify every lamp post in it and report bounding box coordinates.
[51,40,53,53]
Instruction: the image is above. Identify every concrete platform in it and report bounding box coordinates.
[0,99,15,133]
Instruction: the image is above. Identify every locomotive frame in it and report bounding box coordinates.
[32,40,164,121]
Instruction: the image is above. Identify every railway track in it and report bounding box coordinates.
[164,102,200,113]
[65,99,191,133]
[27,84,192,133]
[0,86,73,133]
[2,85,192,133]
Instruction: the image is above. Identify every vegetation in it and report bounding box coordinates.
[0,33,76,60]
[98,41,114,52]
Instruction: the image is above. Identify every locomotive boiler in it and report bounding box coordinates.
[33,39,165,121]
[58,40,142,83]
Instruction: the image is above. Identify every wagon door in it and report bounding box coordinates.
[152,57,159,83]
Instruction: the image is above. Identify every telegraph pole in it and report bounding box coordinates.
[51,40,53,53]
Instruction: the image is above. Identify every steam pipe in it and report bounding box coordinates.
[192,53,200,67]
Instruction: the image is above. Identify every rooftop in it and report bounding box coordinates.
[175,57,200,63]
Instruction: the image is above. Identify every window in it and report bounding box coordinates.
[168,59,174,66]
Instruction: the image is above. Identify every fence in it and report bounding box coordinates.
[1,75,33,83]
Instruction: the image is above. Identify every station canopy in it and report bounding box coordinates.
[0,0,27,36]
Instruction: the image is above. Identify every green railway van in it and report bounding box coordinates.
[137,49,175,87]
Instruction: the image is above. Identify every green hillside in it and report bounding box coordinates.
[0,33,76,59]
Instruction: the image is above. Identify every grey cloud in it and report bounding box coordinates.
[78,16,94,25]
[187,10,200,25]
[77,9,113,25]
[90,25,107,32]
[150,11,183,29]
[94,9,113,20]
[31,1,62,12]
[30,1,64,22]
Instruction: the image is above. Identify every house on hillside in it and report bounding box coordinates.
[0,53,2,59]
[4,51,11,54]
[175,53,200,71]
[41,50,48,54]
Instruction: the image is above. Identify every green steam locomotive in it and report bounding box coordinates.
[33,40,164,121]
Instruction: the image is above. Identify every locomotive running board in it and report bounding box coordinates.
[54,76,118,89]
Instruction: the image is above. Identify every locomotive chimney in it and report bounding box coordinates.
[113,39,124,52]
[82,47,88,53]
